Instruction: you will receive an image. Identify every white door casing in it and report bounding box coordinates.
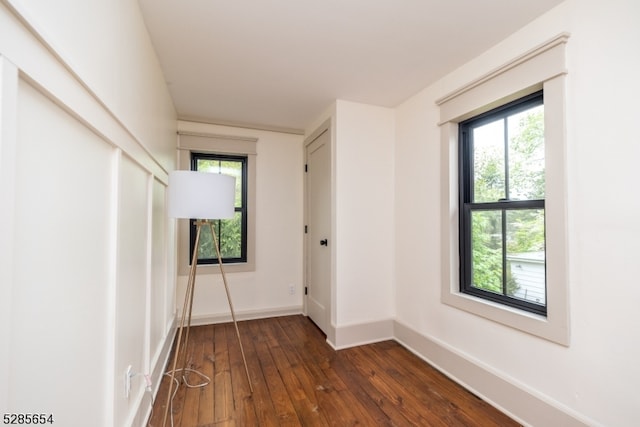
[305,127,331,334]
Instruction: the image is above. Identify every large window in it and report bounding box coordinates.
[459,91,545,315]
[437,33,569,345]
[191,152,247,264]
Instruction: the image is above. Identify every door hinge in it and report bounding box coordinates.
[304,286,308,295]
[305,164,308,172]
[304,225,308,233]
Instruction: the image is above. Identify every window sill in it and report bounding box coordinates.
[178,261,255,276]
[441,288,568,344]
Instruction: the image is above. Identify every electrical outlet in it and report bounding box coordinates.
[288,284,295,295]
[124,365,132,398]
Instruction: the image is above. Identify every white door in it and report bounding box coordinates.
[305,128,331,334]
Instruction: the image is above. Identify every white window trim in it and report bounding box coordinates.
[437,33,570,346]
[177,131,257,274]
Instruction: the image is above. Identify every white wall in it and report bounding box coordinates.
[0,1,176,426]
[394,1,640,425]
[15,0,176,171]
[333,100,395,343]
[175,121,304,323]
[304,101,395,348]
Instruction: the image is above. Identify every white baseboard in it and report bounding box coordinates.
[393,319,595,427]
[328,318,395,350]
[187,305,303,326]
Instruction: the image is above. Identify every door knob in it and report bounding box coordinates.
[320,239,328,246]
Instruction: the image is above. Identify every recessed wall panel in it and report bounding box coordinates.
[11,78,112,425]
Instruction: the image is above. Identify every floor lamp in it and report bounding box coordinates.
[163,170,253,427]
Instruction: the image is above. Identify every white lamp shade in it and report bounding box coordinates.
[167,170,236,219]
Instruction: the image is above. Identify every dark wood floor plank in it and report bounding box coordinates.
[196,324,215,425]
[217,324,255,427]
[244,320,287,426]
[212,323,234,424]
[259,318,329,426]
[179,325,206,427]
[222,321,261,427]
[251,320,301,426]
[339,345,437,426]
[274,317,362,426]
[275,318,344,427]
[350,342,465,426]
[148,358,173,426]
[328,351,397,427]
[149,315,519,427]
[169,379,186,427]
[276,316,394,426]
[385,342,517,427]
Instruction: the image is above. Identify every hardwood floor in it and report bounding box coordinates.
[148,315,519,427]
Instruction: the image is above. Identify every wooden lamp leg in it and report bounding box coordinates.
[162,222,202,427]
[209,221,253,393]
[162,220,253,427]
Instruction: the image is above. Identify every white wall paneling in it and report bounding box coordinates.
[0,1,177,426]
[115,154,152,426]
[0,56,18,412]
[11,76,113,424]
[149,177,169,370]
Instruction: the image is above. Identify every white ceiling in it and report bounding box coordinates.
[137,0,564,133]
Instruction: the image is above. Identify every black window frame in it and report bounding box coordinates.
[190,152,248,265]
[458,90,546,316]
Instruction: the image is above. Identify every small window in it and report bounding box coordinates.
[191,152,247,264]
[459,91,546,316]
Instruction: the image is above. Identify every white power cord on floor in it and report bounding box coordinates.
[147,366,211,427]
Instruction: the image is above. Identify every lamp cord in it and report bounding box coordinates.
[148,366,211,427]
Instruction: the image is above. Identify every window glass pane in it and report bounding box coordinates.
[471,210,503,294]
[508,105,545,200]
[220,160,243,207]
[460,91,546,316]
[506,209,546,306]
[196,158,221,173]
[197,223,215,260]
[473,119,505,203]
[218,213,242,258]
[195,214,243,260]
